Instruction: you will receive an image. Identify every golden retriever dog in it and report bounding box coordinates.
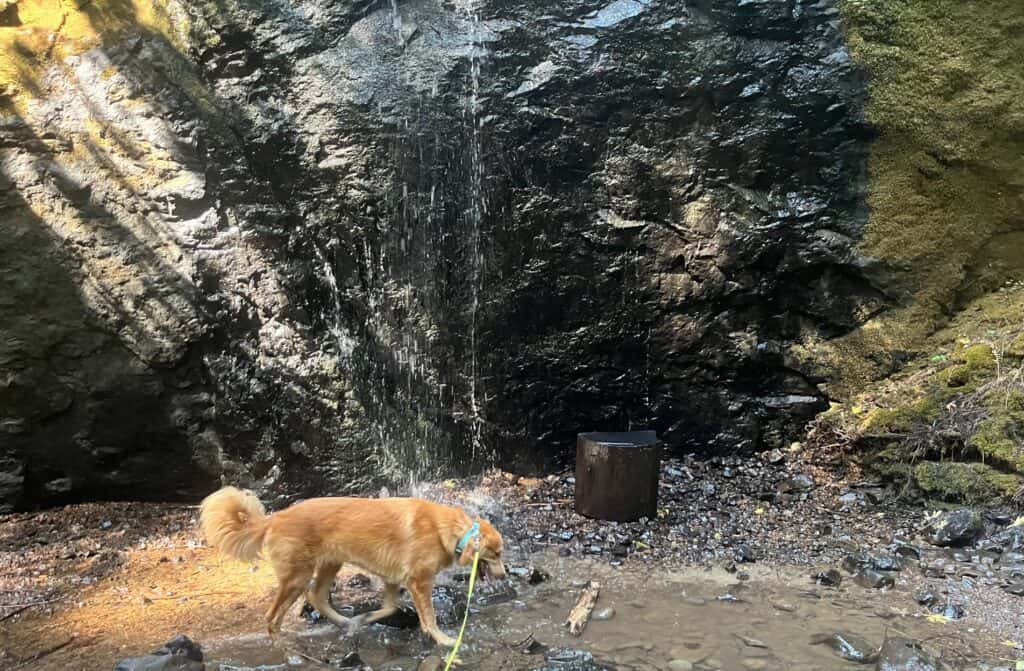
[199,486,505,646]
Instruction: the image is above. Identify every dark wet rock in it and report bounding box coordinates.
[2,0,874,511]
[843,554,871,574]
[875,637,940,671]
[893,543,922,561]
[979,526,1024,554]
[374,606,422,629]
[924,510,984,547]
[338,651,367,669]
[915,588,938,607]
[115,635,205,670]
[813,569,842,586]
[811,632,878,664]
[854,568,895,589]
[509,566,550,584]
[475,581,519,607]
[114,655,203,671]
[734,545,756,563]
[532,647,616,671]
[151,636,203,662]
[871,556,902,571]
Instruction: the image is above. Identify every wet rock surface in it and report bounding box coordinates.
[114,635,204,671]
[811,631,878,664]
[2,0,876,510]
[874,637,940,671]
[925,510,985,548]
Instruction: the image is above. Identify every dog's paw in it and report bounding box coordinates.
[433,633,457,647]
[346,614,366,637]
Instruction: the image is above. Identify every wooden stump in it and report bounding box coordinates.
[574,431,660,522]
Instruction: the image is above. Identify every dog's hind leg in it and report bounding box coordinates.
[361,582,400,625]
[408,575,455,647]
[306,561,353,631]
[266,564,313,640]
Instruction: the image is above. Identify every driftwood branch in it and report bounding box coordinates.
[564,580,600,636]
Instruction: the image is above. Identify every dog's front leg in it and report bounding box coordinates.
[408,574,456,647]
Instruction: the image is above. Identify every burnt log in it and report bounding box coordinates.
[574,431,660,522]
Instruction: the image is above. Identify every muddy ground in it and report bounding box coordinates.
[1,449,1023,670]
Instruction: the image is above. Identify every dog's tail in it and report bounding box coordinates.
[199,486,269,562]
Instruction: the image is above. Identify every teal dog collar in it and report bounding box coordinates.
[455,521,481,555]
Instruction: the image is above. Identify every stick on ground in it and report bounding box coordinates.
[564,580,600,636]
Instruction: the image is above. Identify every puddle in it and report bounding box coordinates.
[203,551,970,670]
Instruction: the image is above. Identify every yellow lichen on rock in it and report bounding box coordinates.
[0,0,189,111]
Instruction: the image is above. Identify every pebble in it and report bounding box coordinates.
[813,569,842,586]
[741,659,768,670]
[667,661,694,671]
[736,634,768,649]
[593,606,616,621]
[684,596,707,606]
[770,599,796,612]
[854,568,894,589]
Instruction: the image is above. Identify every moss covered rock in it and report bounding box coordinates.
[808,1,1024,397]
[913,462,1021,503]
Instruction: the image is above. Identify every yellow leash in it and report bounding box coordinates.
[443,550,480,671]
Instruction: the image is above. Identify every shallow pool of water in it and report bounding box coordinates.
[202,550,987,670]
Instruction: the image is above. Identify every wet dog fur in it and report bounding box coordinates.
[198,486,505,646]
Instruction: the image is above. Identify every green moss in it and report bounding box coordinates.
[970,405,1024,473]
[913,461,1021,503]
[1008,333,1024,359]
[817,1,1024,396]
[959,344,996,368]
[861,396,939,432]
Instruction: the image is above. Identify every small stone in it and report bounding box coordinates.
[593,606,616,620]
[810,631,876,663]
[741,660,768,670]
[924,509,984,548]
[916,588,937,606]
[736,634,768,648]
[854,568,894,589]
[684,596,707,606]
[875,637,939,671]
[770,599,796,612]
[667,661,694,671]
[338,651,365,668]
[813,569,842,586]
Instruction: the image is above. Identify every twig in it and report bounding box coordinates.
[135,590,248,602]
[11,636,76,670]
[505,632,535,648]
[564,580,600,636]
[0,605,32,622]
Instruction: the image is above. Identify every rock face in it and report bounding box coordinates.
[1,0,876,509]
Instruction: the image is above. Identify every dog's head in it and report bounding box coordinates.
[458,518,506,579]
